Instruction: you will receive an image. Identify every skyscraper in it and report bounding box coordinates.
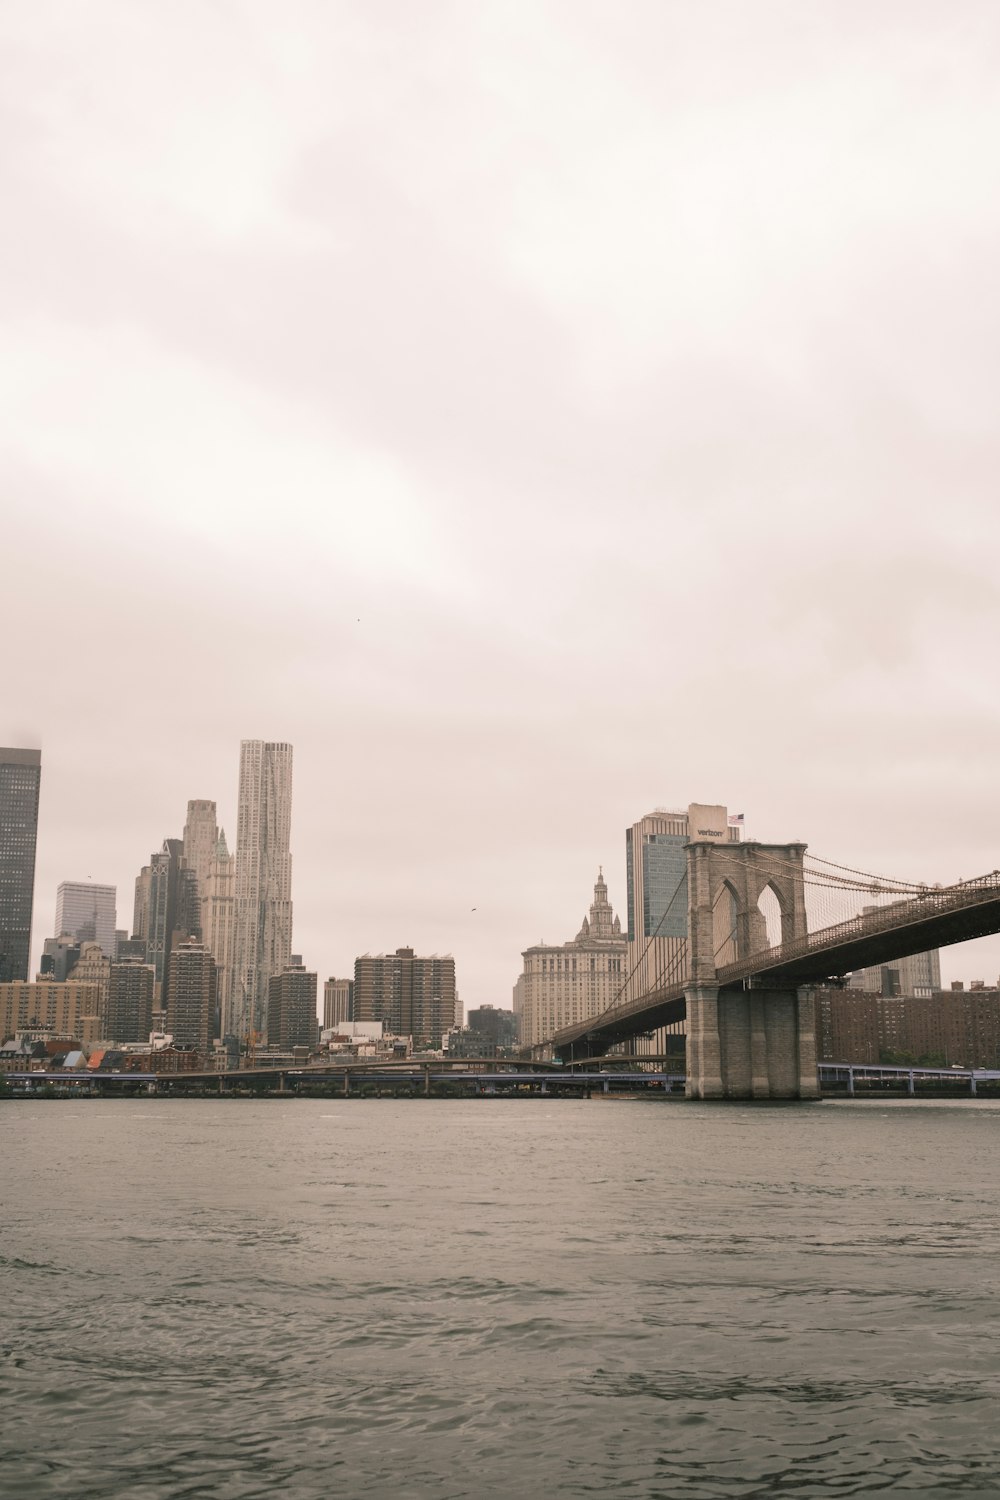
[54,881,117,957]
[233,741,294,1038]
[135,839,200,1009]
[182,800,235,1038]
[201,829,236,1040]
[0,748,41,982]
[621,804,741,1006]
[515,871,627,1047]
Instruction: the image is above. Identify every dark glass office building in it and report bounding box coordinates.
[0,748,42,982]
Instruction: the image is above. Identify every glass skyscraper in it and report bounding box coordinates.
[0,748,42,982]
[54,881,117,957]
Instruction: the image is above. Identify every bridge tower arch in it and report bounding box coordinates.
[686,841,818,1100]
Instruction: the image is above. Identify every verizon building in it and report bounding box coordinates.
[620,803,743,1052]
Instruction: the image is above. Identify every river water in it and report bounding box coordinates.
[3,1097,999,1498]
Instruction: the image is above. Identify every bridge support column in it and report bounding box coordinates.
[686,984,724,1099]
[686,983,819,1100]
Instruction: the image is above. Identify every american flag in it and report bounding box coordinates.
[728,813,745,825]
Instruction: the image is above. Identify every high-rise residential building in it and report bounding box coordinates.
[815,985,1000,1070]
[54,881,117,957]
[0,748,41,983]
[267,962,318,1049]
[323,977,354,1030]
[106,959,155,1043]
[166,940,217,1053]
[515,871,627,1047]
[233,741,294,1039]
[354,948,456,1048]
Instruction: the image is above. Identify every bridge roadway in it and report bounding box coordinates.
[552,870,1000,1058]
[6,1065,686,1095]
[7,1062,1000,1096]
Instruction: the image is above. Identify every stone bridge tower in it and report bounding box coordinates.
[685,840,819,1100]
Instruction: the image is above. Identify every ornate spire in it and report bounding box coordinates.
[588,869,615,940]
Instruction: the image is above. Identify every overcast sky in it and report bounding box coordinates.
[5,0,1000,1004]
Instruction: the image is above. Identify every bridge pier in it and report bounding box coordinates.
[686,983,724,1098]
[686,982,819,1100]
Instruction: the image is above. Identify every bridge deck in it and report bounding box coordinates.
[553,873,1000,1053]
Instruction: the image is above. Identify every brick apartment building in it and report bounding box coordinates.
[815,984,1000,1069]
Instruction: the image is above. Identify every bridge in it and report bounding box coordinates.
[551,836,1000,1101]
[7,1060,1000,1100]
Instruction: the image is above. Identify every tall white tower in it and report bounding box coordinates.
[232,741,293,1038]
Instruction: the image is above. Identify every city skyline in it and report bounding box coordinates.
[6,5,1000,1007]
[11,739,1000,1020]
